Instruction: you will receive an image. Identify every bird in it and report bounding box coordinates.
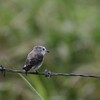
[23,45,49,75]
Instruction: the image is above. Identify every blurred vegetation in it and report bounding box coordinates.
[0,0,100,100]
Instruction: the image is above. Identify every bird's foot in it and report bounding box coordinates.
[0,65,6,77]
[25,70,28,76]
[35,70,39,74]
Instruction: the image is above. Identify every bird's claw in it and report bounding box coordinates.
[35,70,39,74]
[0,65,6,77]
[25,70,28,76]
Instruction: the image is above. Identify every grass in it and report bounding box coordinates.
[18,73,44,100]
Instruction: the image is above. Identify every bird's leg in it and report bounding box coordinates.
[25,70,28,75]
[35,70,39,74]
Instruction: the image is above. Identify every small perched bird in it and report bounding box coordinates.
[23,46,49,74]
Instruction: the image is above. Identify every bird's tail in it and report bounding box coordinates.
[22,65,32,72]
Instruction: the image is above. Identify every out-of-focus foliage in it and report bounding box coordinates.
[0,0,100,100]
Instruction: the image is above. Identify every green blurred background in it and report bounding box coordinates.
[0,0,100,100]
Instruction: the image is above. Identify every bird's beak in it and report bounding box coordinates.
[46,50,50,53]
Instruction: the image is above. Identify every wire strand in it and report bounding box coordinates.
[0,65,100,79]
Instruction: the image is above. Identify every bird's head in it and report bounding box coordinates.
[33,46,49,55]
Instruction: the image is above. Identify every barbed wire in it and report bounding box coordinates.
[0,65,100,78]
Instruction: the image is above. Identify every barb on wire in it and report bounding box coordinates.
[0,65,100,78]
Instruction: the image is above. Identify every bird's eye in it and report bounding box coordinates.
[42,48,45,51]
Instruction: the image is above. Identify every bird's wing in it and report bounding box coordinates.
[23,54,43,71]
